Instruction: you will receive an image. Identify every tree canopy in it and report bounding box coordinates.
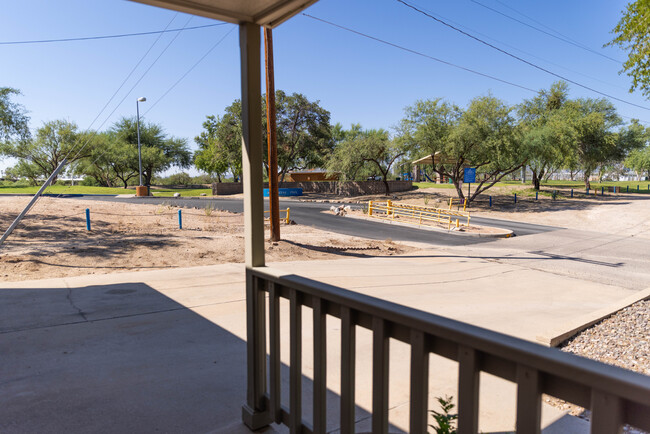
[1,119,91,184]
[608,0,650,97]
[0,87,30,145]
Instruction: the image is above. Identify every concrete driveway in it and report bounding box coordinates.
[3,252,643,433]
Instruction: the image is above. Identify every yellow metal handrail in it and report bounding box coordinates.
[449,197,467,211]
[264,208,291,224]
[368,200,470,230]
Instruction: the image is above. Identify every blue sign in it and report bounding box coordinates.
[264,188,303,197]
[463,168,476,183]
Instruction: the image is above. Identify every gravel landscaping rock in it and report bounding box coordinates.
[544,299,650,432]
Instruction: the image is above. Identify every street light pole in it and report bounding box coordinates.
[136,97,146,188]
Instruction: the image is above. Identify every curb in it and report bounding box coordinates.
[342,212,514,238]
[536,287,650,347]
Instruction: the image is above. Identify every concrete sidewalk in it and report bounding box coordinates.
[2,252,637,432]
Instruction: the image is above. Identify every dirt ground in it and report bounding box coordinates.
[0,197,413,282]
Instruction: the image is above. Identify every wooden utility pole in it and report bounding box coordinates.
[265,27,280,241]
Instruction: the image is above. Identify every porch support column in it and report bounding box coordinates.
[240,21,269,431]
[240,21,265,269]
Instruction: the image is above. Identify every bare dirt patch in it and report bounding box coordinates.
[0,197,415,282]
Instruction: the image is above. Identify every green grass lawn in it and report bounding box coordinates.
[0,185,213,196]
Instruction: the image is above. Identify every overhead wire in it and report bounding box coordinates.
[0,23,227,45]
[302,13,650,125]
[469,0,622,64]
[395,0,650,112]
[405,0,627,91]
[301,13,536,93]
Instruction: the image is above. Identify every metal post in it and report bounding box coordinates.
[571,189,573,198]
[0,158,67,248]
[137,100,143,186]
[535,191,538,200]
[178,209,182,229]
[86,208,91,231]
[602,187,604,196]
[489,196,492,207]
[514,193,517,204]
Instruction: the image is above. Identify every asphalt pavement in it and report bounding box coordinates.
[68,195,559,246]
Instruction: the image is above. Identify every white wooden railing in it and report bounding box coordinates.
[242,267,650,433]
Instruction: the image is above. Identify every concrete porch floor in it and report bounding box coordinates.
[2,252,639,433]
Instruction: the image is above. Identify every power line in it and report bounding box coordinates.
[301,14,536,93]
[406,0,627,91]
[0,23,227,46]
[470,0,622,64]
[143,26,236,117]
[396,0,650,112]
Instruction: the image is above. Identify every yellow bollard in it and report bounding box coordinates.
[463,198,467,211]
[456,219,459,228]
[449,198,453,210]
[285,208,290,224]
[368,201,373,216]
[387,200,393,216]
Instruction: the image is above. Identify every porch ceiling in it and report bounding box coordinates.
[130,0,319,27]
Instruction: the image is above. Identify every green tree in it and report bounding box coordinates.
[196,91,333,183]
[110,117,191,186]
[76,132,139,188]
[401,96,525,203]
[562,98,642,189]
[0,87,30,145]
[1,119,91,184]
[625,145,650,180]
[607,1,650,97]
[274,90,333,181]
[194,113,241,182]
[518,81,577,190]
[327,127,407,195]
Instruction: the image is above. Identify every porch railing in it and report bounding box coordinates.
[242,267,650,434]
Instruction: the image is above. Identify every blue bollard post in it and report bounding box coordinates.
[85,208,90,231]
[178,209,182,229]
[586,188,589,196]
[514,193,517,204]
[571,189,573,198]
[627,185,629,193]
[489,196,492,207]
[637,185,640,192]
[535,191,538,200]
[601,187,604,196]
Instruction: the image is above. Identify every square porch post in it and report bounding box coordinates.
[240,22,269,430]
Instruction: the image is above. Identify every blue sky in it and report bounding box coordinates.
[0,0,645,175]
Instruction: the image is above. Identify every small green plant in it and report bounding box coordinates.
[424,195,430,206]
[204,204,215,217]
[429,395,458,434]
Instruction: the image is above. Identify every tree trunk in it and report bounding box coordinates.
[452,177,465,200]
[382,178,390,196]
[532,170,541,190]
[584,172,591,190]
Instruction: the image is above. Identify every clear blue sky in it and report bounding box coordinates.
[0,0,645,175]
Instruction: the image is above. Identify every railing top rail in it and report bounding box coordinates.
[249,266,650,406]
[371,202,470,218]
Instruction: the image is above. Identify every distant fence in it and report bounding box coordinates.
[212,181,413,196]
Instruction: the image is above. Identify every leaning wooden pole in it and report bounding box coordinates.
[264,27,280,242]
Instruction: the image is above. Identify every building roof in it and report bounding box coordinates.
[130,0,319,28]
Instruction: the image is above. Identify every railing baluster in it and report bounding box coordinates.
[409,330,429,434]
[290,289,302,433]
[313,297,327,434]
[457,346,479,434]
[516,365,541,434]
[341,306,356,434]
[372,317,389,434]
[590,390,623,434]
[269,282,281,423]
